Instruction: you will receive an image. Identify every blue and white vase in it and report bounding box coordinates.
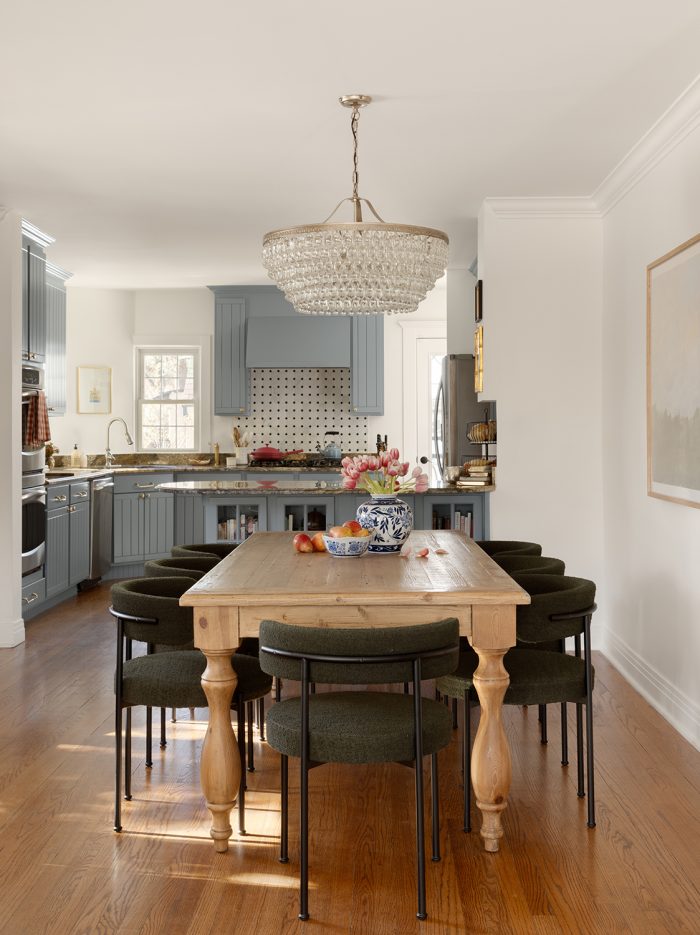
[356,494,413,554]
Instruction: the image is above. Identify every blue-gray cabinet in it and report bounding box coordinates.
[351,316,384,415]
[205,497,268,544]
[114,490,174,563]
[212,291,249,415]
[44,265,69,415]
[269,496,335,532]
[22,236,47,363]
[45,482,90,598]
[421,494,487,540]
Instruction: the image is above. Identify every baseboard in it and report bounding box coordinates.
[602,627,700,751]
[0,616,25,647]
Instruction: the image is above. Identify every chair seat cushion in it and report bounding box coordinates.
[435,647,592,707]
[121,651,271,708]
[265,692,452,764]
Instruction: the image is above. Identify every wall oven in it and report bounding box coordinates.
[22,363,47,577]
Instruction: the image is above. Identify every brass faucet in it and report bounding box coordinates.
[213,442,221,467]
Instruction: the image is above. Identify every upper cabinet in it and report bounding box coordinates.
[44,263,71,415]
[351,316,384,415]
[210,285,384,416]
[22,236,47,362]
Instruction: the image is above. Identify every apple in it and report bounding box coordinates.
[355,527,370,537]
[311,532,327,552]
[328,525,353,538]
[342,520,363,535]
[293,533,314,553]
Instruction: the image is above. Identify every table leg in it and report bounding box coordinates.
[469,605,515,853]
[199,648,240,852]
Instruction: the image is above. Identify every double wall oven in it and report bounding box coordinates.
[22,364,46,577]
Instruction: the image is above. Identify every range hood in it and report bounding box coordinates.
[245,316,351,368]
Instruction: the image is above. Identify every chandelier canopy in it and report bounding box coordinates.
[262,95,449,316]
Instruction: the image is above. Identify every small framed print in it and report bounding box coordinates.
[474,279,483,323]
[77,366,112,414]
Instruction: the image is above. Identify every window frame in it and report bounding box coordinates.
[135,345,201,452]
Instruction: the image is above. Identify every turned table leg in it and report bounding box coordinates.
[469,605,516,853]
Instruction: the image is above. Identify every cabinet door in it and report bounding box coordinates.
[205,497,267,543]
[214,296,249,415]
[351,316,384,415]
[68,501,91,585]
[143,491,174,560]
[45,508,70,598]
[269,497,335,532]
[420,495,485,539]
[113,493,144,563]
[21,243,29,359]
[27,245,47,362]
[173,494,206,547]
[45,274,67,415]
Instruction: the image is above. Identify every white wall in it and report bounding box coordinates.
[478,200,605,595]
[598,94,700,747]
[0,210,24,646]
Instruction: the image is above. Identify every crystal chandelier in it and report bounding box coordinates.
[262,95,449,315]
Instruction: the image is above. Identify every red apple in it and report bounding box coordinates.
[328,525,353,538]
[311,532,327,552]
[355,527,370,538]
[293,533,314,553]
[342,520,363,535]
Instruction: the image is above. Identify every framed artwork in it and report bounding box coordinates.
[647,233,700,508]
[77,366,112,414]
[474,279,483,323]
[473,326,483,393]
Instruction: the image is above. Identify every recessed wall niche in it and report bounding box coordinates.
[233,369,368,452]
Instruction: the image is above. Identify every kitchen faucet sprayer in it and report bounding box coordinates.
[105,418,134,467]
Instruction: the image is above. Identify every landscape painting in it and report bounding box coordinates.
[647,233,700,508]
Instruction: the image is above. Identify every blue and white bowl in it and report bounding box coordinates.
[322,534,371,558]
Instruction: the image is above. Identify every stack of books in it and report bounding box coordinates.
[456,466,493,488]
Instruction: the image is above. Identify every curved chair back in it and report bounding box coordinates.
[144,556,218,580]
[476,540,542,557]
[110,577,197,646]
[493,554,565,576]
[171,542,237,561]
[259,619,460,685]
[512,573,596,643]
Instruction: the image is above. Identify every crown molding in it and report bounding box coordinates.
[21,219,55,248]
[45,261,73,281]
[593,75,700,216]
[484,196,600,219]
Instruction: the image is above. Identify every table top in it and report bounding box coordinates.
[179,530,530,610]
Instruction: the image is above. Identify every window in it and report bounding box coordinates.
[136,348,199,451]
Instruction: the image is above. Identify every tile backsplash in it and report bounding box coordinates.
[232,369,368,452]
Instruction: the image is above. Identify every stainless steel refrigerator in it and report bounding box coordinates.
[433,354,489,481]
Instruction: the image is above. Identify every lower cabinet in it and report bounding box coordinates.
[421,495,487,540]
[269,496,336,532]
[204,497,268,545]
[45,498,90,599]
[113,491,174,563]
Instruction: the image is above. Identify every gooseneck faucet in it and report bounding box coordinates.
[105,418,134,467]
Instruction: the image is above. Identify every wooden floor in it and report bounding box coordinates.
[1,586,699,935]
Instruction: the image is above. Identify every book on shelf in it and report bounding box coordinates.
[456,478,490,487]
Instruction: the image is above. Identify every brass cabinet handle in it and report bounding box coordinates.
[135,482,155,488]
[74,490,88,497]
[52,494,67,502]
[68,505,76,513]
[22,592,39,605]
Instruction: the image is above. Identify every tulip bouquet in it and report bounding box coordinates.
[341,448,430,495]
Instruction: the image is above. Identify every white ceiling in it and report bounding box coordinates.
[2,1,700,288]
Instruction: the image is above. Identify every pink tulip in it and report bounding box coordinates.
[400,461,410,476]
[387,464,399,476]
[389,447,400,461]
[380,452,391,468]
[415,476,429,493]
[342,476,357,489]
[367,456,379,470]
[358,459,369,473]
[341,457,352,467]
[412,465,423,478]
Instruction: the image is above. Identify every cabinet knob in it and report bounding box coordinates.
[68,505,76,513]
[22,592,39,605]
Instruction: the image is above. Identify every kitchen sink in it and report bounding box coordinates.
[46,471,75,478]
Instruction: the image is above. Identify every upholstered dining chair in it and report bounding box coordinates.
[144,556,219,579]
[110,576,272,835]
[475,539,542,557]
[259,618,460,922]
[491,554,565,576]
[436,575,597,832]
[171,542,238,560]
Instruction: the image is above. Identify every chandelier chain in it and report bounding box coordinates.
[351,106,360,201]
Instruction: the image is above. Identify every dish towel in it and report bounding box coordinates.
[23,390,51,449]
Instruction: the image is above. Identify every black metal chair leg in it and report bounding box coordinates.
[124,708,132,800]
[431,754,440,862]
[171,707,177,723]
[560,703,569,765]
[299,661,310,921]
[246,701,255,772]
[539,704,548,744]
[145,706,153,767]
[463,690,471,833]
[160,707,167,748]
[237,704,246,834]
[258,697,266,741]
[404,682,410,694]
[576,703,585,797]
[275,677,282,702]
[114,702,123,831]
[279,754,289,863]
[451,698,458,730]
[584,613,596,828]
[413,659,427,921]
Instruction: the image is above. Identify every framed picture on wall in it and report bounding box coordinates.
[647,232,700,509]
[77,366,112,414]
[474,279,483,323]
[473,326,483,393]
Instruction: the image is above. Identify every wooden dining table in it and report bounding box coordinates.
[180,529,530,854]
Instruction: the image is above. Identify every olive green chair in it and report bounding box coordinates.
[475,539,542,557]
[144,556,219,579]
[436,574,597,832]
[259,618,460,922]
[110,576,272,836]
[491,554,565,576]
[171,542,238,560]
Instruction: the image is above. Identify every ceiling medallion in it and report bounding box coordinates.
[262,95,449,316]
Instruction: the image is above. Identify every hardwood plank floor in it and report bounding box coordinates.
[0,585,698,934]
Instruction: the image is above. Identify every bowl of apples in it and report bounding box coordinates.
[322,521,371,557]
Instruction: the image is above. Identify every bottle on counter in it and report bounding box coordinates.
[79,450,88,468]
[70,444,81,467]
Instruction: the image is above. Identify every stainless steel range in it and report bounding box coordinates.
[21,364,47,576]
[247,454,342,469]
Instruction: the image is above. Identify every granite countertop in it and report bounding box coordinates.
[157,479,495,495]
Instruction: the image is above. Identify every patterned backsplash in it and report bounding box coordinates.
[232,368,369,452]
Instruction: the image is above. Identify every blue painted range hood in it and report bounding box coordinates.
[245,315,351,368]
